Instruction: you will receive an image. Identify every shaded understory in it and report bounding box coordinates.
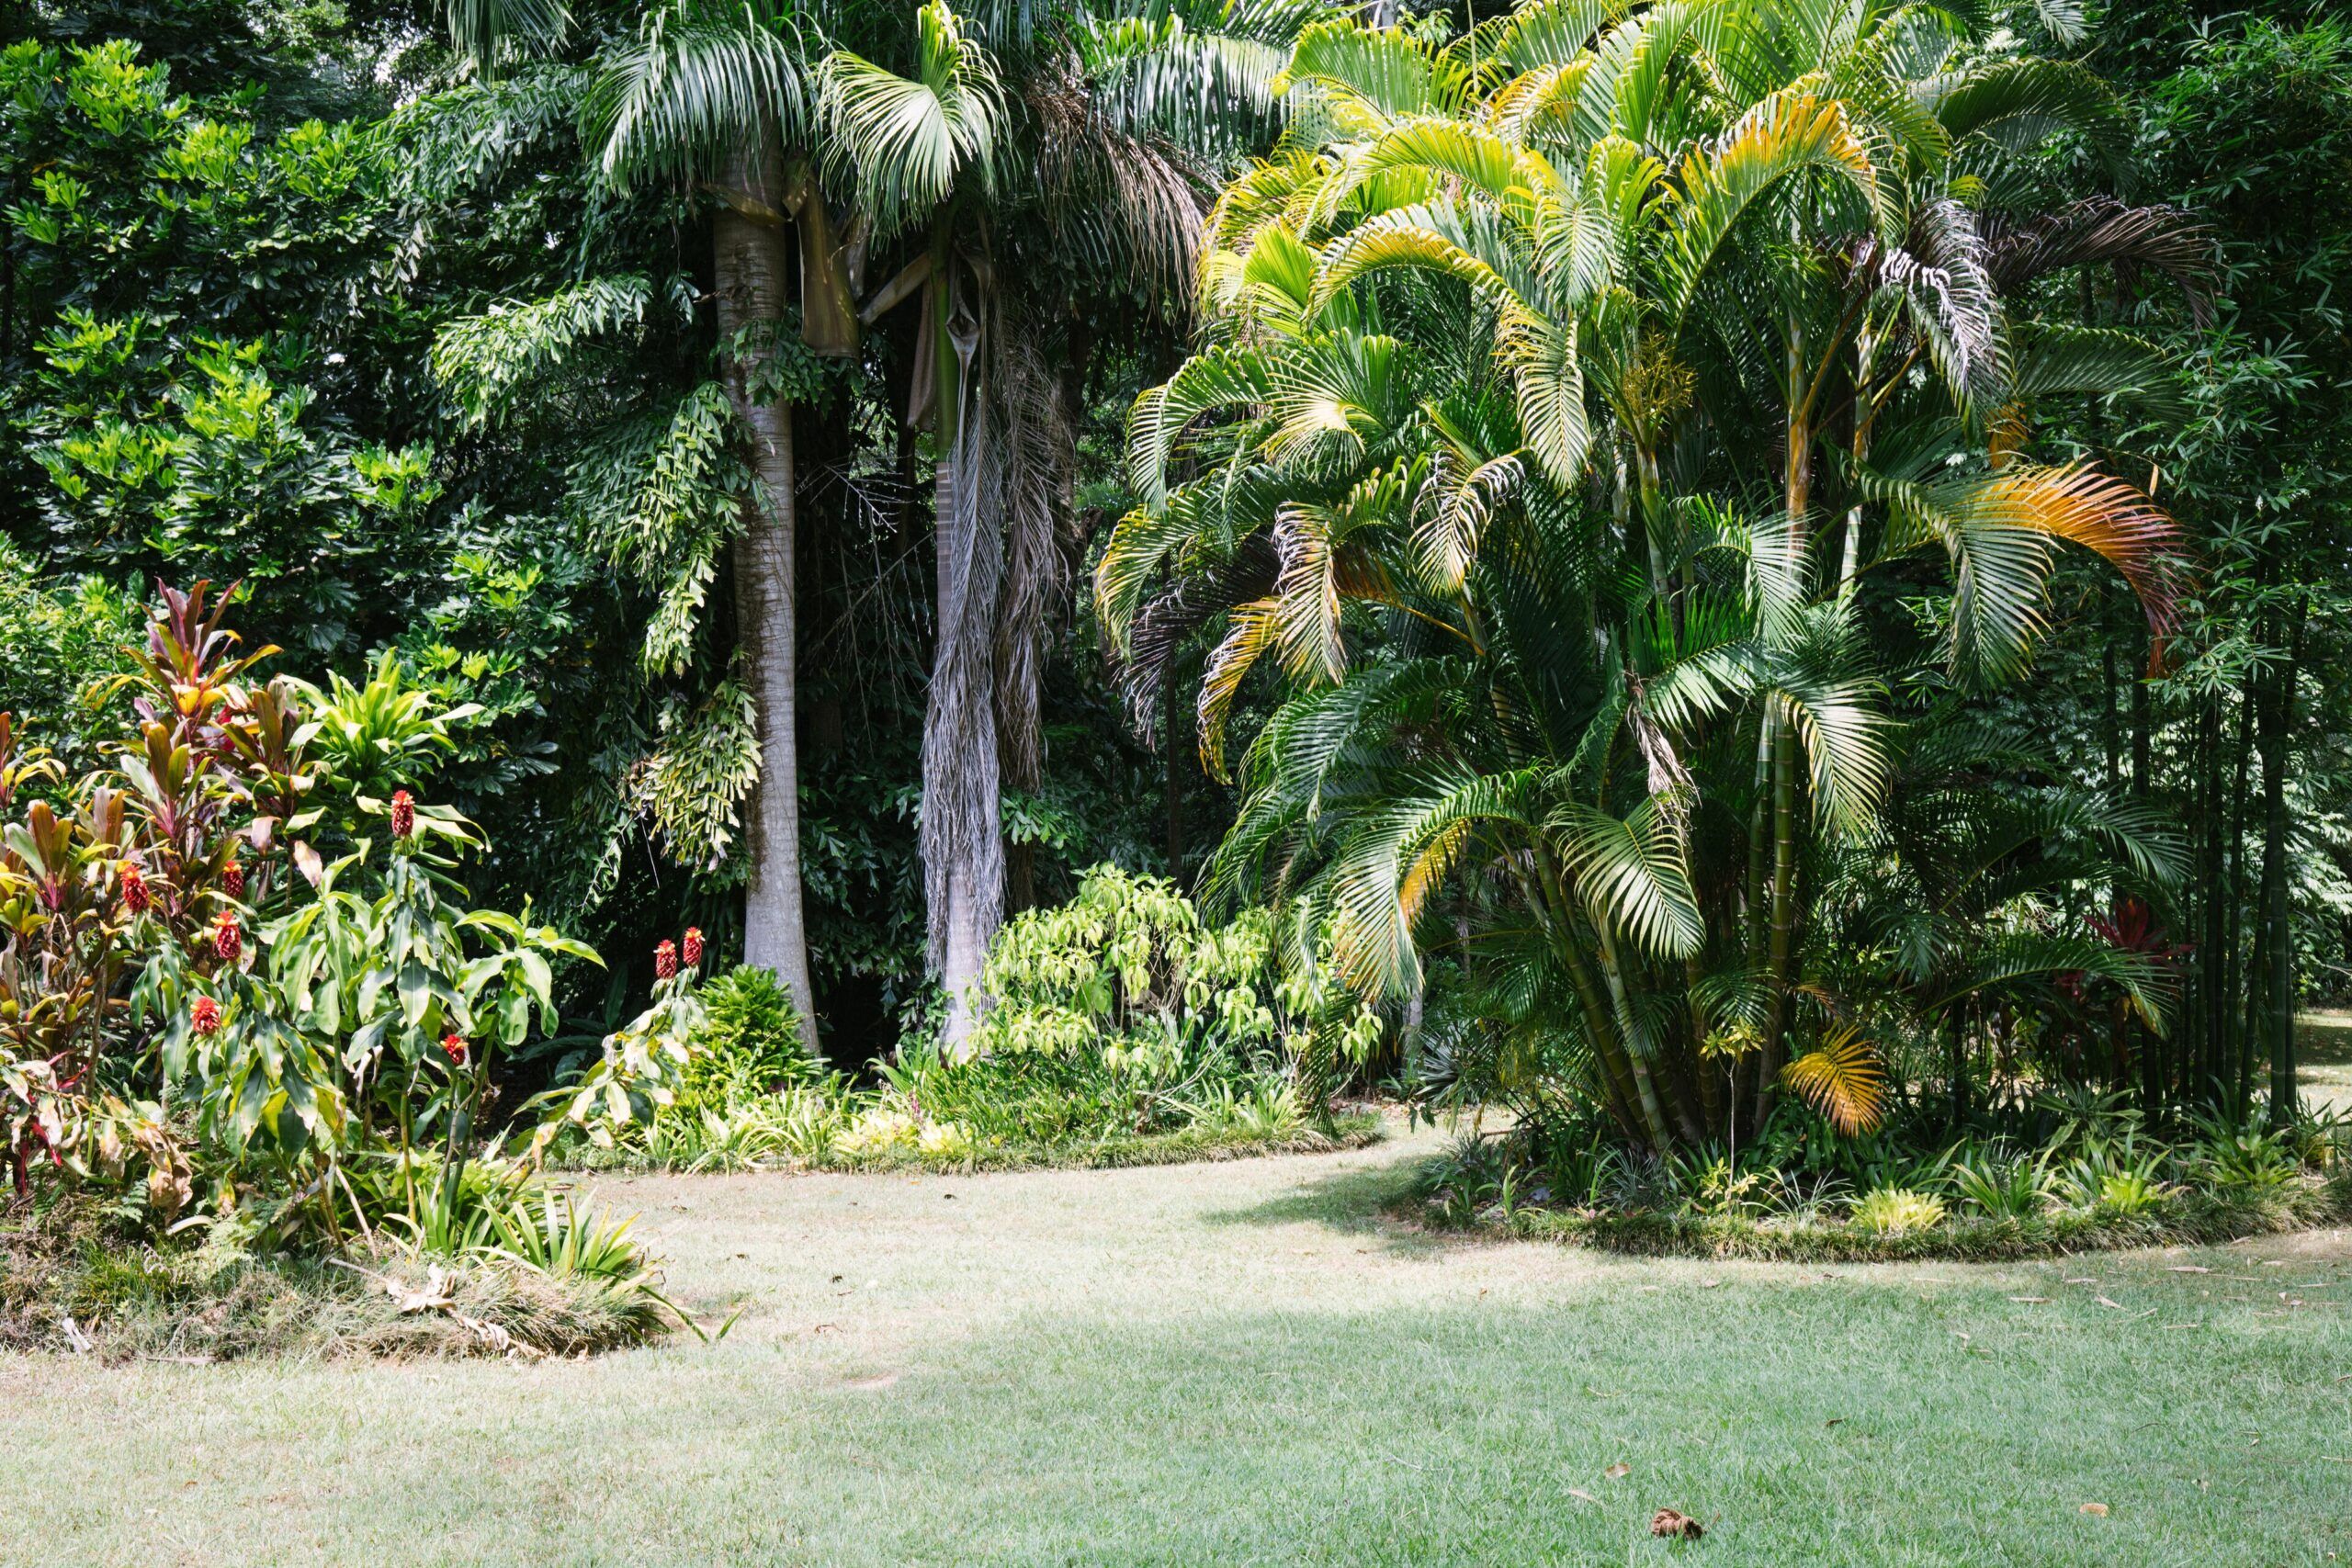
[1,1122,2346,1566]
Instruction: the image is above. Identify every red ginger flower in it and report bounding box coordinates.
[190,996,221,1035]
[211,910,242,963]
[653,939,678,980]
[442,1033,468,1066]
[221,859,244,900]
[683,927,704,967]
[120,863,151,916]
[390,790,415,839]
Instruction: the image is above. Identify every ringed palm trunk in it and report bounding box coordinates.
[713,152,819,1050]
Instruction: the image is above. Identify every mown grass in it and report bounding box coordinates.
[1,1121,2346,1565]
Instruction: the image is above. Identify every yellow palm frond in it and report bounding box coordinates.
[1780,1025,1886,1135]
[1197,598,1280,782]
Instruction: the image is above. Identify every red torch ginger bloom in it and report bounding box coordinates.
[190,996,221,1035]
[221,859,244,900]
[683,927,704,967]
[442,1033,468,1066]
[390,789,415,839]
[654,939,678,980]
[211,910,242,964]
[120,863,151,916]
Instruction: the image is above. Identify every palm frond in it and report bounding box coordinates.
[1779,1024,1885,1134]
[585,0,810,192]
[821,1,1005,240]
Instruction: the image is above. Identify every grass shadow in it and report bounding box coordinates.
[1197,1143,1449,1253]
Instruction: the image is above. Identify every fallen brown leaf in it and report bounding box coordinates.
[1605,1462,1632,1480]
[2167,1266,2211,1274]
[2010,1296,2049,1304]
[2095,1296,2125,1310]
[2079,1503,2109,1517]
[1567,1487,1600,1505]
[1650,1508,1703,1540]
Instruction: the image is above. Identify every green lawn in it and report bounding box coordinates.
[2301,1010,2352,1114]
[4,1122,2347,1566]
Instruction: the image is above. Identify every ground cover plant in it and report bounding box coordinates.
[1411,1091,2352,1262]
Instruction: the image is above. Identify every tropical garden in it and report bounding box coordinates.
[1,0,2349,1551]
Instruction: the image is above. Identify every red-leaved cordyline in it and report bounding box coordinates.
[190,996,221,1035]
[211,910,241,963]
[120,862,151,916]
[654,939,678,980]
[221,859,244,900]
[442,1033,468,1066]
[390,789,415,839]
[683,927,704,967]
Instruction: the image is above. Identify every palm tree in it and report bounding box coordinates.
[583,0,841,1046]
[444,0,853,1046]
[820,0,1306,1043]
[1099,1,2193,1147]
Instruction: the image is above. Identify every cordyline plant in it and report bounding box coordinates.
[0,583,684,1243]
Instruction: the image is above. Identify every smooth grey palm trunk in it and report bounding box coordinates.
[713,186,819,1050]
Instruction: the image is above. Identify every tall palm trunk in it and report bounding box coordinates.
[713,152,818,1050]
[921,241,1005,1048]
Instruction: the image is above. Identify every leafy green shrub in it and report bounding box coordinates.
[2054,1151,2174,1216]
[2191,1123,2300,1193]
[1953,1156,2052,1220]
[1850,1187,1948,1235]
[972,864,1281,1068]
[681,964,817,1107]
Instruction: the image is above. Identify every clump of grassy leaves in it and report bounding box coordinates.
[1,1175,691,1361]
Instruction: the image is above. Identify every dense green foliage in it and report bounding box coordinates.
[4,0,2349,1279]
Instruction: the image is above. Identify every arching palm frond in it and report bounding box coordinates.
[1653,87,1888,322]
[584,0,811,193]
[1549,798,1702,959]
[1328,764,1535,997]
[446,0,571,73]
[1928,57,2128,182]
[1983,197,2212,321]
[821,1,1006,239]
[1275,19,1476,133]
[1879,463,2184,682]
[1926,931,2172,1031]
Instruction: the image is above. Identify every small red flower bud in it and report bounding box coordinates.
[190,996,221,1035]
[211,910,242,964]
[653,939,678,980]
[120,863,151,916]
[683,927,704,967]
[390,790,415,839]
[221,859,244,900]
[442,1033,468,1066]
